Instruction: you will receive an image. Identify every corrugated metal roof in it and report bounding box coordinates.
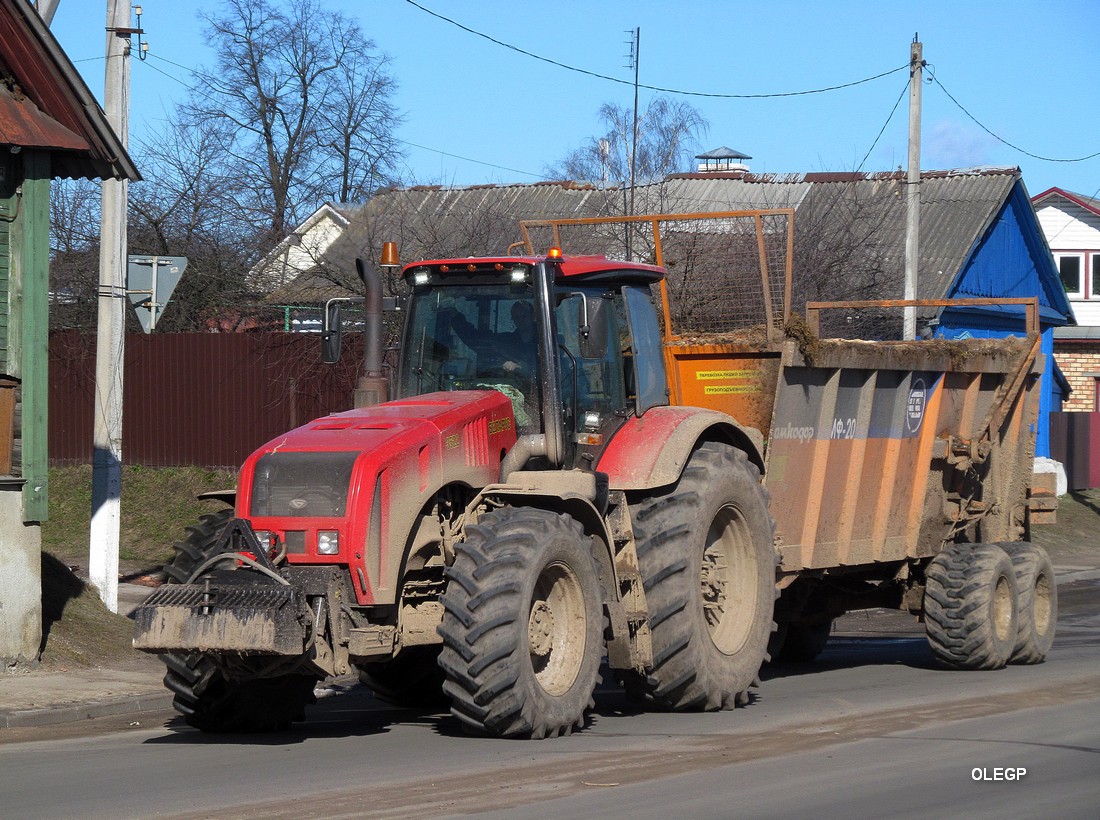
[276,167,1038,313]
[0,0,138,180]
[1032,186,1100,219]
[0,82,87,150]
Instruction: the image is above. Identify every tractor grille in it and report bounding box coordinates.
[249,451,358,517]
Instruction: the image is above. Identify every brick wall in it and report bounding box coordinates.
[1054,343,1100,411]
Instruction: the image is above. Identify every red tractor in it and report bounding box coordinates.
[134,248,777,738]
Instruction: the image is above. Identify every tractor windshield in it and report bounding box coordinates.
[398,284,540,434]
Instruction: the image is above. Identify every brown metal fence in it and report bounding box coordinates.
[49,331,364,469]
[1049,411,1100,490]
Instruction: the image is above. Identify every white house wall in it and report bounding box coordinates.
[1036,199,1100,327]
[1036,200,1100,249]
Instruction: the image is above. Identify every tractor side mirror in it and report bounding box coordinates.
[321,302,343,364]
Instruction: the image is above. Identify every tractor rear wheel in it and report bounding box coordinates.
[159,507,319,732]
[438,507,603,738]
[621,441,777,710]
[924,543,1018,670]
[999,542,1057,664]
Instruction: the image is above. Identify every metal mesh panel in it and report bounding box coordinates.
[520,211,793,341]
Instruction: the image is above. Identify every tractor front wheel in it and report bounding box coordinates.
[438,507,603,738]
[159,507,319,732]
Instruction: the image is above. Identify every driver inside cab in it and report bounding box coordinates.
[447,299,538,428]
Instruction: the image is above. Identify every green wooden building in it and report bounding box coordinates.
[0,0,138,665]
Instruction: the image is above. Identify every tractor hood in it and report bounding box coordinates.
[234,390,517,604]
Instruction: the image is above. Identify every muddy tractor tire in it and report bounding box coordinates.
[161,508,235,583]
[437,507,603,738]
[924,543,1019,670]
[164,654,319,733]
[621,441,777,710]
[999,542,1057,664]
[358,646,448,708]
[159,507,319,732]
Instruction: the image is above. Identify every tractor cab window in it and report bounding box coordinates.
[555,289,628,441]
[398,284,540,433]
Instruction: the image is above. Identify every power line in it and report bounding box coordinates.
[929,70,1100,163]
[404,0,908,100]
[398,138,549,180]
[857,78,910,172]
[139,55,191,87]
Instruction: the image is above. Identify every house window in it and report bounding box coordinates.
[1055,251,1100,298]
[1058,254,1082,296]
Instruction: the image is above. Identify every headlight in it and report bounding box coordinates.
[253,530,274,551]
[317,531,340,555]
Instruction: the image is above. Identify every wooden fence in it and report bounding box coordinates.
[49,331,365,469]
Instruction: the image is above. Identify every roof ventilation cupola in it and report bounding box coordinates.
[695,146,751,176]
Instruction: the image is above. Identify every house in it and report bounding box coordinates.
[1032,187,1100,412]
[249,201,362,292]
[0,0,139,665]
[272,166,1072,455]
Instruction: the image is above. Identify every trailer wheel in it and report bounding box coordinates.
[924,543,1019,670]
[999,542,1057,664]
[622,442,776,710]
[159,507,318,732]
[437,507,603,738]
[358,646,447,707]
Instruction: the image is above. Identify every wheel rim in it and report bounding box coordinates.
[1032,569,1053,636]
[992,573,1013,642]
[701,504,758,655]
[528,560,587,696]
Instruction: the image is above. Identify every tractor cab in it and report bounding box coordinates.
[393,251,670,471]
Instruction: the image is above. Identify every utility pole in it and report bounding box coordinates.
[626,27,640,260]
[89,0,132,612]
[904,34,923,340]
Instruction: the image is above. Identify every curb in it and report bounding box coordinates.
[0,690,174,729]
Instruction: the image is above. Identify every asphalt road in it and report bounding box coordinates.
[2,579,1097,820]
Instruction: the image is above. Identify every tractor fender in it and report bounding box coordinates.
[468,471,618,603]
[598,406,765,492]
[197,489,237,508]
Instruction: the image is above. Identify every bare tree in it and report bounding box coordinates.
[318,53,403,204]
[186,0,403,246]
[550,96,708,183]
[49,178,101,330]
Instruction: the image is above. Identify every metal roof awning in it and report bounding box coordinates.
[0,83,88,151]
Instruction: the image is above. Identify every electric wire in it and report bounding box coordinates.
[856,78,911,172]
[929,70,1100,164]
[404,0,908,99]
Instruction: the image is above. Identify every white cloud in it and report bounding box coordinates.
[924,120,998,169]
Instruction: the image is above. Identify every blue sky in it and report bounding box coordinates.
[50,0,1100,200]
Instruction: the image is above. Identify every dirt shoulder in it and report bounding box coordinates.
[1029,489,1100,568]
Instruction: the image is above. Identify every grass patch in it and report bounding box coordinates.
[44,464,237,571]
